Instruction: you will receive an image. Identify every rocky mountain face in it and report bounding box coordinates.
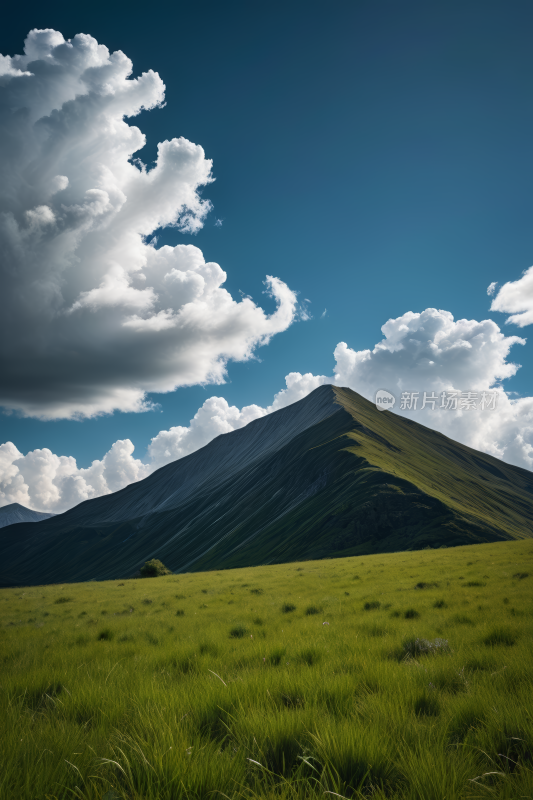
[1,386,531,587]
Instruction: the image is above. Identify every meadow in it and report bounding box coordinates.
[1,540,532,800]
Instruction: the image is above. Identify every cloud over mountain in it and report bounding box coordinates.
[1,29,532,515]
[0,29,298,420]
[2,306,531,513]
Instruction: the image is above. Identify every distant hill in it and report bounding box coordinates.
[0,385,532,587]
[0,503,55,529]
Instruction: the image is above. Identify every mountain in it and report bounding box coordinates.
[0,503,55,529]
[1,386,532,587]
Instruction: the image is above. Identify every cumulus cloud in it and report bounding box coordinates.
[328,308,532,467]
[3,305,532,513]
[0,29,298,419]
[490,266,533,327]
[145,307,533,475]
[0,439,150,512]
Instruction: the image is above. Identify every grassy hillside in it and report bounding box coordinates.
[1,540,533,799]
[1,387,532,587]
[336,387,533,542]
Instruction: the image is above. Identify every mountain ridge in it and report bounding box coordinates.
[0,503,55,529]
[1,385,531,587]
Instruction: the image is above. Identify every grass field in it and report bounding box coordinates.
[1,540,532,799]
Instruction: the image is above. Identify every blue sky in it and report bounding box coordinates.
[1,0,533,510]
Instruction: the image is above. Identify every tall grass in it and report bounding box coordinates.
[1,539,533,799]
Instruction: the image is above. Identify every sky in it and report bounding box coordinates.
[1,0,533,512]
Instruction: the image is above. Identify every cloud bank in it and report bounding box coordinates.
[0,29,298,419]
[2,306,532,513]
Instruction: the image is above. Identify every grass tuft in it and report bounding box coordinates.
[281,603,296,613]
[414,690,440,716]
[483,626,518,646]
[402,637,449,657]
[229,625,248,638]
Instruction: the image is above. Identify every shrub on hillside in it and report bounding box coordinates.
[140,559,172,577]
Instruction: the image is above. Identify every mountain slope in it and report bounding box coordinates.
[1,386,532,586]
[0,503,55,529]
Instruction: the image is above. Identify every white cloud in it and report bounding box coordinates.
[0,439,150,513]
[487,281,498,296]
[298,308,532,469]
[490,266,533,327]
[3,305,531,513]
[0,29,298,420]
